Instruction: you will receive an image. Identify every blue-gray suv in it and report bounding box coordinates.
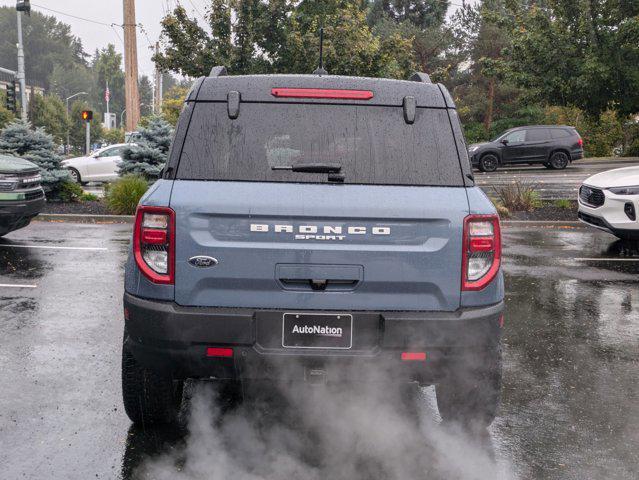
[121,68,505,427]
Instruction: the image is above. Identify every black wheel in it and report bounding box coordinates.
[67,167,81,183]
[478,154,499,173]
[549,151,569,170]
[436,346,502,428]
[122,335,184,426]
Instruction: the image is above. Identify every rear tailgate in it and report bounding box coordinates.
[171,181,467,311]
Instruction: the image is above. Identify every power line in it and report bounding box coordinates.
[31,3,114,27]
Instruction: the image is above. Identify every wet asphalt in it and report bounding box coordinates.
[0,220,637,479]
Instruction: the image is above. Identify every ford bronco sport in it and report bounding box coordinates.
[122,68,505,427]
[0,155,45,237]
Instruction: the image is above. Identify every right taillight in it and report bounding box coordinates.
[133,206,175,284]
[462,214,501,291]
[577,137,583,148]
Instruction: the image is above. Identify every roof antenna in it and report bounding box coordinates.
[313,27,328,75]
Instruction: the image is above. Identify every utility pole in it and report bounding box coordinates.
[16,6,27,119]
[123,0,140,132]
[154,42,163,114]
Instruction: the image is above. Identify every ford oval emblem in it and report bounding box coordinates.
[188,256,218,268]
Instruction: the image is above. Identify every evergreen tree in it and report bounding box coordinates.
[119,116,173,179]
[0,119,70,197]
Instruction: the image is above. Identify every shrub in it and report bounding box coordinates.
[493,181,542,212]
[119,116,173,180]
[106,175,148,215]
[80,192,99,202]
[553,199,574,209]
[495,203,511,218]
[57,180,84,203]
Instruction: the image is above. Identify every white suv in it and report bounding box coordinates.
[578,166,639,239]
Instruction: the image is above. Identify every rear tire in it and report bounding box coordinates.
[478,154,499,173]
[436,346,502,428]
[122,335,184,426]
[549,151,569,170]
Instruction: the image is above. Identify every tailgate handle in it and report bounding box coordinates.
[276,264,363,292]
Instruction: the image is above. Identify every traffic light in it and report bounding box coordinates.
[5,80,16,113]
[16,1,31,15]
[81,110,93,121]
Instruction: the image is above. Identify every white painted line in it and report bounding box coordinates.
[576,258,639,262]
[0,244,108,252]
[0,283,37,288]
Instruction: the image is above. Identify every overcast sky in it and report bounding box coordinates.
[0,0,209,78]
[1,0,468,79]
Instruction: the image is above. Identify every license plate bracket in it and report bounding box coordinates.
[282,313,353,349]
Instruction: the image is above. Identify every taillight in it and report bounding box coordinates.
[577,137,583,148]
[133,206,175,284]
[462,214,501,291]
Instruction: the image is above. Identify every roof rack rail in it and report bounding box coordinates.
[209,66,228,77]
[409,72,431,83]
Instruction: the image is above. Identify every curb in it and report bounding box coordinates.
[35,213,134,224]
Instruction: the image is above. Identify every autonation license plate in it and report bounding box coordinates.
[282,313,353,349]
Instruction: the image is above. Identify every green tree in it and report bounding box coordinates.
[119,116,173,179]
[139,75,154,117]
[508,0,639,118]
[29,94,69,145]
[154,0,414,79]
[161,85,189,126]
[91,44,125,120]
[0,7,86,89]
[0,90,15,130]
[0,119,70,197]
[48,64,94,102]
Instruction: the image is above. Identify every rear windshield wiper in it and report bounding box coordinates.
[271,163,342,174]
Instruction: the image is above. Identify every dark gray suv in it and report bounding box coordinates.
[121,68,505,428]
[469,125,584,172]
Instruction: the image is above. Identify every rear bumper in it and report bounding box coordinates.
[570,149,584,161]
[124,293,504,382]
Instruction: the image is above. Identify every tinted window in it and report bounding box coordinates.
[503,130,525,143]
[526,129,550,142]
[551,128,572,139]
[176,103,463,186]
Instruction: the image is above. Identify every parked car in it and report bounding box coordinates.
[468,125,583,172]
[0,155,45,237]
[578,166,639,239]
[61,143,132,184]
[121,69,505,427]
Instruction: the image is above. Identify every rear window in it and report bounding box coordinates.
[525,129,550,141]
[176,103,463,186]
[550,128,572,139]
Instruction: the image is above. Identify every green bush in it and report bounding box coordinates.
[553,199,574,209]
[80,192,99,202]
[106,175,148,215]
[57,180,84,203]
[493,181,542,212]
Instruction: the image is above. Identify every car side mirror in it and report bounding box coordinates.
[500,139,509,145]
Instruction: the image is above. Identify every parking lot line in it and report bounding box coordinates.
[0,244,108,252]
[576,258,639,262]
[0,283,37,288]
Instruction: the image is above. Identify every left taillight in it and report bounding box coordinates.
[462,214,501,291]
[133,206,175,284]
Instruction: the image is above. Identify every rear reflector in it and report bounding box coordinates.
[401,352,427,361]
[271,88,374,100]
[141,228,167,245]
[206,347,233,358]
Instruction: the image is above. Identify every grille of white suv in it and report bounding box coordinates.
[579,185,605,208]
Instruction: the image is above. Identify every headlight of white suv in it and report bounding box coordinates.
[608,186,639,195]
